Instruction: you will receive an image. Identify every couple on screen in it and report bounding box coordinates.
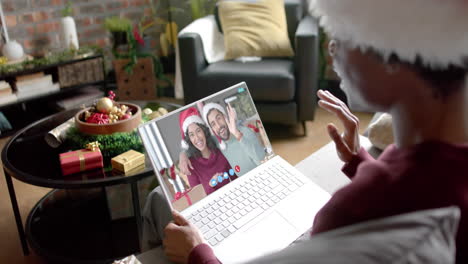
[178,102,265,195]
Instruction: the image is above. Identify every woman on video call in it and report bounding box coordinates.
[179,107,237,195]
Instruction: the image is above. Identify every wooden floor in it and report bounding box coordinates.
[0,107,373,263]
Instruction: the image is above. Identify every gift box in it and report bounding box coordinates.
[111,150,145,173]
[59,149,103,176]
[112,163,146,176]
[172,184,207,211]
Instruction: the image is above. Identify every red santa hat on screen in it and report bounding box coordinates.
[309,0,468,69]
[202,102,227,150]
[179,107,205,150]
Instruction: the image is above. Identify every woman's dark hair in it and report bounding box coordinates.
[371,48,467,98]
[184,122,217,159]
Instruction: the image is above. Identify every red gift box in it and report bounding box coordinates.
[59,149,103,176]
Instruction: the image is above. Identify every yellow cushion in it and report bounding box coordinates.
[219,0,294,60]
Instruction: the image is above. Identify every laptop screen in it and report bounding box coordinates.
[138,83,274,211]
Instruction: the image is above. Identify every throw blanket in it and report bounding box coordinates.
[174,15,225,99]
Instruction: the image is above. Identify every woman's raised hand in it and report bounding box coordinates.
[317,90,360,163]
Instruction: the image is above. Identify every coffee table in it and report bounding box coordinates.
[2,101,180,263]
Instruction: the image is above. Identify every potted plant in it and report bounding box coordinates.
[188,0,217,20]
[104,16,132,49]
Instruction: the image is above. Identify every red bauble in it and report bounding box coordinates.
[121,114,131,120]
[86,113,110,124]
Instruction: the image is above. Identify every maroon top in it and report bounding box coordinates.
[188,148,237,195]
[188,141,468,263]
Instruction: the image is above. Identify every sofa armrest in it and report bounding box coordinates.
[178,32,208,104]
[295,15,319,121]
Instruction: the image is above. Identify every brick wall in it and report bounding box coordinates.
[1,0,155,56]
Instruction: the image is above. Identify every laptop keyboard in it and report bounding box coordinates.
[187,162,305,247]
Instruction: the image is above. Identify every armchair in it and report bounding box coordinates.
[178,0,320,134]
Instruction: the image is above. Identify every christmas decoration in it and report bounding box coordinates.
[86,113,110,124]
[310,0,468,69]
[108,90,116,100]
[142,108,152,115]
[59,148,103,176]
[75,102,141,135]
[96,97,114,113]
[45,117,75,148]
[111,149,145,173]
[0,46,102,75]
[82,95,135,126]
[85,141,101,152]
[64,127,144,168]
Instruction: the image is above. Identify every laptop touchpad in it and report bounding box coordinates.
[217,211,298,263]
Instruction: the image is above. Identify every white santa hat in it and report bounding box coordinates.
[309,0,468,69]
[179,107,205,150]
[202,102,227,150]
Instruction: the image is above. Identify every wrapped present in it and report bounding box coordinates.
[111,150,145,173]
[112,163,145,176]
[59,148,103,176]
[172,184,207,211]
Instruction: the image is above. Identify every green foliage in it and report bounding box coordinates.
[188,0,217,20]
[61,1,73,17]
[104,16,132,32]
[0,46,102,75]
[64,127,145,167]
[113,27,172,88]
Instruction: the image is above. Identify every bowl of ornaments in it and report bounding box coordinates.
[75,91,142,135]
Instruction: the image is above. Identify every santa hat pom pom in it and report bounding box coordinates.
[181,140,189,150]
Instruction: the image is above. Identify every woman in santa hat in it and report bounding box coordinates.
[163,0,468,263]
[179,107,237,195]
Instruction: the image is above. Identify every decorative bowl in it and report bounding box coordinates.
[75,102,142,135]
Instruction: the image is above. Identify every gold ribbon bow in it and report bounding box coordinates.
[85,141,101,152]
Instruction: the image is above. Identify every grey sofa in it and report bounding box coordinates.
[178,0,320,133]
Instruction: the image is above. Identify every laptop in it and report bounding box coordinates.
[138,82,331,263]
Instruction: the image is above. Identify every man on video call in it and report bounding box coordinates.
[180,102,265,177]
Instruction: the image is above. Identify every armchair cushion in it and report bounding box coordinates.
[200,59,295,102]
[218,0,294,60]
